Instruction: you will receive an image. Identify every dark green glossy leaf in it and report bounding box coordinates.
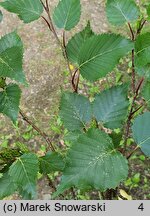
[0,84,21,123]
[142,81,150,107]
[0,172,17,199]
[53,0,81,30]
[93,85,129,129]
[64,130,82,144]
[0,0,43,23]
[109,131,123,148]
[132,112,150,156]
[78,34,133,81]
[106,0,140,26]
[9,153,39,199]
[59,92,92,131]
[0,31,26,84]
[135,33,150,67]
[53,128,128,198]
[39,151,65,174]
[66,21,94,64]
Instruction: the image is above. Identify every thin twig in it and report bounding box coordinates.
[137,20,147,35]
[75,71,80,93]
[131,49,136,94]
[19,109,55,152]
[123,78,144,154]
[128,22,134,41]
[41,16,52,31]
[72,68,79,92]
[40,1,77,90]
[62,30,73,77]
[124,22,144,154]
[40,0,47,11]
[127,146,139,160]
[130,104,143,116]
[46,0,49,11]
[128,22,136,94]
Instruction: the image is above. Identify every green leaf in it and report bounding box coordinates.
[0,84,21,123]
[60,92,92,131]
[0,31,26,84]
[53,0,81,30]
[135,33,150,67]
[142,81,150,107]
[132,112,150,156]
[106,0,140,26]
[9,153,39,199]
[0,0,43,23]
[92,85,129,129]
[147,5,150,21]
[0,172,17,199]
[53,129,128,198]
[109,131,123,148]
[39,151,65,174]
[64,130,82,144]
[0,10,3,22]
[66,21,94,64]
[19,188,36,200]
[78,34,133,81]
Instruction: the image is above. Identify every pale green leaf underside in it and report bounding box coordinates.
[60,92,92,131]
[0,0,43,23]
[0,172,17,199]
[106,0,140,26]
[66,21,94,64]
[78,34,133,81]
[0,84,21,123]
[93,85,129,129]
[53,129,128,198]
[9,153,39,198]
[132,112,150,156]
[53,0,81,30]
[39,151,65,174]
[135,33,150,67]
[0,31,26,84]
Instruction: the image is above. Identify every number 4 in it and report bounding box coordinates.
[138,203,144,211]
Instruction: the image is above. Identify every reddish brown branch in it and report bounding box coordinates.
[41,3,75,88]
[124,78,144,154]
[137,20,147,35]
[128,22,136,94]
[40,0,47,11]
[62,30,73,77]
[75,71,80,93]
[41,16,52,31]
[128,22,135,41]
[45,0,49,11]
[19,109,55,152]
[72,69,79,92]
[130,105,143,117]
[131,49,136,94]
